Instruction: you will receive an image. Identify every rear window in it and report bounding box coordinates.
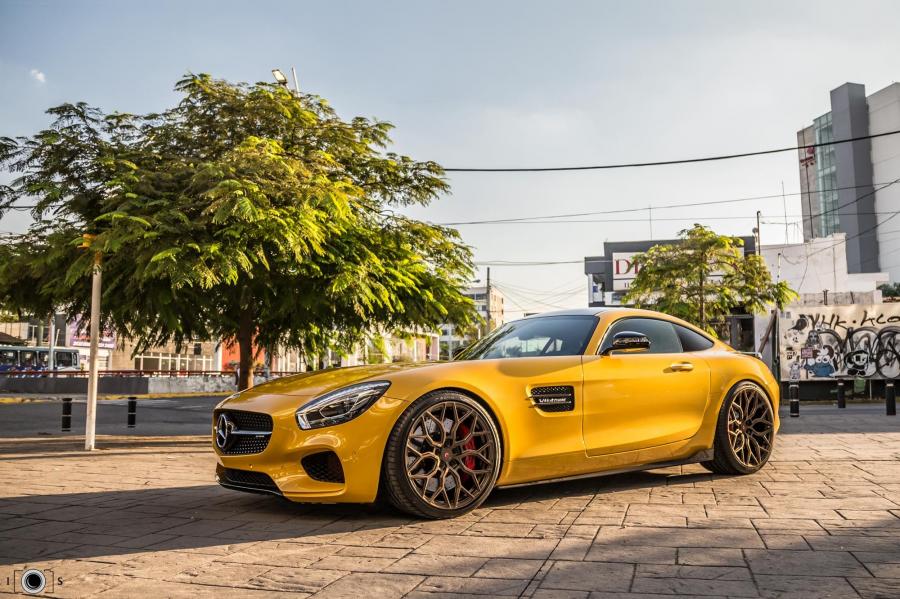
[675,324,714,351]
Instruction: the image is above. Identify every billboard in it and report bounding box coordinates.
[68,318,116,349]
[779,304,900,381]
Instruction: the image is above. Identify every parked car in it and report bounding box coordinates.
[213,308,779,518]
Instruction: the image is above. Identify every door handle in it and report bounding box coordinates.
[670,362,694,372]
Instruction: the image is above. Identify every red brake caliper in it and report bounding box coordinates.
[458,423,476,478]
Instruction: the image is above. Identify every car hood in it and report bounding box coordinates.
[228,362,434,400]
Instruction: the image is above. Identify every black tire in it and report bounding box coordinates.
[702,381,775,475]
[381,390,502,519]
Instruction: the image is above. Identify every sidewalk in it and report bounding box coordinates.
[1,407,899,598]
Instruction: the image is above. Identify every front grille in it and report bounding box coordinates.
[302,451,345,483]
[226,410,273,431]
[215,410,273,455]
[530,385,575,412]
[216,465,281,495]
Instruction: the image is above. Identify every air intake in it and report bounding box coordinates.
[529,385,575,412]
[302,451,345,483]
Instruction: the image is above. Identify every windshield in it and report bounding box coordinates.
[456,315,598,360]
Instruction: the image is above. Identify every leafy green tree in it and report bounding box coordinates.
[879,283,900,298]
[0,74,475,388]
[623,224,795,336]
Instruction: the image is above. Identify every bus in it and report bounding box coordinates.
[0,346,80,373]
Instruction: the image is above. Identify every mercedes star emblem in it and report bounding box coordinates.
[216,413,235,451]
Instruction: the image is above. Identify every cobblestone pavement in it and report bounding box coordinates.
[1,405,899,598]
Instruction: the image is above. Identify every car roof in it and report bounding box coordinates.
[522,308,621,318]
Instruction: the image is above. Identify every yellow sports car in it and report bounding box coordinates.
[213,308,779,518]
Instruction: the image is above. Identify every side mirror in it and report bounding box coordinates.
[601,331,651,355]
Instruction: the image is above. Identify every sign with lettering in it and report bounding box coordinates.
[779,304,900,381]
[612,253,640,291]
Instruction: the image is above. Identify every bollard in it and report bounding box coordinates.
[789,383,800,417]
[887,382,897,417]
[836,380,846,409]
[61,397,72,432]
[127,396,137,428]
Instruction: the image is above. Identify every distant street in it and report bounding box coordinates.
[0,397,896,439]
[0,396,222,438]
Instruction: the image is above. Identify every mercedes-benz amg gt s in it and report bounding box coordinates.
[213,308,779,518]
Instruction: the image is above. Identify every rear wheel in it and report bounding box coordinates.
[702,381,775,475]
[381,391,501,519]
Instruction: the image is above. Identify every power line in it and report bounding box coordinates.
[475,260,584,266]
[437,181,895,226]
[493,282,577,310]
[444,129,900,172]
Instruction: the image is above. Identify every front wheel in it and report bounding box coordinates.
[702,381,775,475]
[381,391,501,518]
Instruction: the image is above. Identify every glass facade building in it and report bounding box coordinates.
[813,112,840,236]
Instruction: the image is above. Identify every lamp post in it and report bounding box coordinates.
[272,68,301,94]
[80,234,102,451]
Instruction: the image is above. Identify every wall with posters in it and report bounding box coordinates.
[779,304,900,381]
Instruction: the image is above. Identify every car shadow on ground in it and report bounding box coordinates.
[0,466,721,566]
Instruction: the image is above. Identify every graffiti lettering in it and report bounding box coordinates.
[780,305,900,381]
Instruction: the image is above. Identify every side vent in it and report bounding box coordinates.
[529,385,575,412]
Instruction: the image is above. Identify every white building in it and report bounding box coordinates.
[438,284,506,359]
[761,233,888,300]
[753,233,889,358]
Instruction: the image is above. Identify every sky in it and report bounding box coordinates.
[2,0,899,318]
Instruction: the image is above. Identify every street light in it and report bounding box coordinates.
[272,67,301,94]
[271,69,289,86]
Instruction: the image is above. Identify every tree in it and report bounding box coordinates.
[623,224,795,336]
[878,283,900,298]
[0,74,476,388]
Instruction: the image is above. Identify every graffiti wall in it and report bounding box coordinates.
[779,304,900,381]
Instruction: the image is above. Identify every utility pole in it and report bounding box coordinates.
[47,314,55,371]
[485,267,491,335]
[781,181,789,244]
[81,235,102,451]
[756,211,762,255]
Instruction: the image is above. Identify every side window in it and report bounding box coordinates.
[674,324,714,352]
[603,318,682,354]
[55,351,76,368]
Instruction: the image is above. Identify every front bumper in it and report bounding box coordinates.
[213,394,408,503]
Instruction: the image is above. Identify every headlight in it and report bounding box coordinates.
[295,381,391,430]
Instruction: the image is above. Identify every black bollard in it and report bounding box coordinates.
[836,380,846,409]
[887,382,896,417]
[61,397,72,431]
[789,383,800,417]
[127,396,137,428]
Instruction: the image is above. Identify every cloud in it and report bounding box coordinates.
[29,69,46,84]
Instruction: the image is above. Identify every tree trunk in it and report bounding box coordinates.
[237,309,254,390]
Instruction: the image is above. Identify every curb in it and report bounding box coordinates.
[0,391,232,404]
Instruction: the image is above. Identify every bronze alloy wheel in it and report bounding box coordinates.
[404,400,498,510]
[703,381,775,475]
[382,391,501,518]
[726,383,775,468]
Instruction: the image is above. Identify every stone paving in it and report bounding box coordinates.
[0,405,899,598]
